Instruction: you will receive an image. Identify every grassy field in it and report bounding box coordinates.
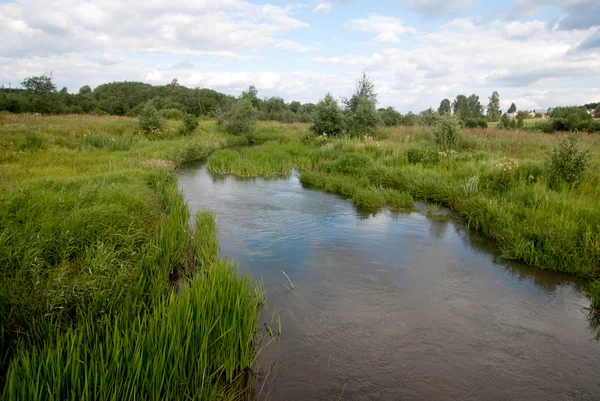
[206,124,600,309]
[0,113,276,400]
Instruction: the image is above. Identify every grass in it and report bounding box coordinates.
[0,113,267,399]
[203,122,600,308]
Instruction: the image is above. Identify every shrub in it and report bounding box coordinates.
[352,188,385,208]
[159,108,185,120]
[311,93,345,136]
[346,97,380,136]
[545,135,591,186]
[434,116,461,149]
[477,118,488,129]
[465,118,478,128]
[379,107,402,126]
[138,102,165,135]
[217,99,257,136]
[386,190,414,208]
[178,113,199,136]
[588,120,600,133]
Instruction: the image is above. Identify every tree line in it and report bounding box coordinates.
[1,73,598,133]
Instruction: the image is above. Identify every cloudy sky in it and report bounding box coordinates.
[1,0,599,112]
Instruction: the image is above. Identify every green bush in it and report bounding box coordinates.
[545,135,591,186]
[346,97,380,136]
[352,188,385,208]
[379,106,402,126]
[588,120,600,133]
[465,118,478,128]
[159,108,185,120]
[434,115,461,149]
[477,118,488,129]
[217,99,257,136]
[311,93,345,136]
[386,190,414,208]
[138,102,165,135]
[178,113,199,136]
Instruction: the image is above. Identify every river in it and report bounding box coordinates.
[179,163,600,401]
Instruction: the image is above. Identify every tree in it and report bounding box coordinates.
[311,93,345,135]
[487,91,500,121]
[290,101,301,113]
[138,102,165,135]
[452,95,469,119]
[467,94,483,119]
[379,106,402,126]
[347,96,380,135]
[217,98,257,136]
[21,74,56,95]
[240,85,259,109]
[508,103,517,113]
[344,71,377,112]
[438,98,451,115]
[78,85,92,95]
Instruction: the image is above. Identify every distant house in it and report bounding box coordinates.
[507,112,518,119]
[530,109,549,118]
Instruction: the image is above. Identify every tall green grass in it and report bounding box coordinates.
[0,113,266,399]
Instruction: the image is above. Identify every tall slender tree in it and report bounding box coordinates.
[438,98,451,115]
[487,91,500,121]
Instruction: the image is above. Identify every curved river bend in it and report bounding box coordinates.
[179,163,600,401]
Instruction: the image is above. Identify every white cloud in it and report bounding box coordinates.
[0,0,309,58]
[272,40,321,52]
[503,20,547,39]
[398,0,481,18]
[313,2,332,13]
[316,17,600,111]
[347,14,417,44]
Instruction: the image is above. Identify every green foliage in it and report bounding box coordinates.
[159,108,185,120]
[347,96,380,136]
[465,118,478,128]
[477,118,488,129]
[138,102,165,135]
[434,115,461,149]
[545,135,591,186]
[18,134,45,151]
[217,99,257,136]
[406,148,440,165]
[328,153,372,176]
[21,74,56,95]
[344,71,377,112]
[178,113,199,136]
[508,103,517,113]
[438,98,451,115]
[379,106,402,126]
[487,91,500,122]
[79,135,136,151]
[352,188,386,208]
[311,93,345,136]
[386,190,414,208]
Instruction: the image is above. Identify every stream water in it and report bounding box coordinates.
[179,163,600,401]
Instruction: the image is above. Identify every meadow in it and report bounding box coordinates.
[1,113,599,399]
[0,113,275,400]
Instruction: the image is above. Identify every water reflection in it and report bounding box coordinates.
[179,163,600,401]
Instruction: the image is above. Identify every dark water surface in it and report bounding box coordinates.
[179,163,600,401]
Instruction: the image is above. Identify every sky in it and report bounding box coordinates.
[1,0,599,113]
